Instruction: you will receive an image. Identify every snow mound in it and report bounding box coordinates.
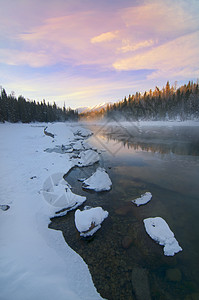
[132,192,152,206]
[82,168,112,192]
[77,150,100,167]
[46,123,75,144]
[73,127,93,137]
[75,207,109,237]
[143,217,182,256]
[42,174,86,211]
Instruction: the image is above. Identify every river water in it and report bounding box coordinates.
[50,122,199,300]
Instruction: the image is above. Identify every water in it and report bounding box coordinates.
[49,123,199,300]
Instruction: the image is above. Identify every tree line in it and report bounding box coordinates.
[81,81,199,121]
[0,88,78,123]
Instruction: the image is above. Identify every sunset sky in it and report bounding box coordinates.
[1,0,199,108]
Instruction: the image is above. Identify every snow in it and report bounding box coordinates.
[42,175,86,213]
[46,122,75,144]
[132,192,152,206]
[72,140,84,150]
[77,149,100,167]
[0,122,104,300]
[75,207,109,237]
[72,126,93,137]
[143,217,182,256]
[82,168,112,192]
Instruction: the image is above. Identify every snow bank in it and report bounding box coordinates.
[0,122,103,300]
[143,217,182,256]
[82,168,112,192]
[77,150,100,167]
[75,207,109,237]
[132,192,152,206]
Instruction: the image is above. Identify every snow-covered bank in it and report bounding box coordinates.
[0,122,103,300]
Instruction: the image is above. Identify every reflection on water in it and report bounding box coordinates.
[50,124,199,300]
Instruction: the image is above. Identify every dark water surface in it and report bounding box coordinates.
[49,123,199,300]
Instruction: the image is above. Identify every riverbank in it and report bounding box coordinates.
[0,122,103,300]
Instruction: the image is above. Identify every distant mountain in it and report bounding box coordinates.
[77,102,111,114]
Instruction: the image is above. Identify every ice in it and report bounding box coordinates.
[132,192,152,206]
[143,217,182,256]
[0,122,104,300]
[82,168,112,192]
[77,150,100,167]
[43,176,86,210]
[75,207,109,237]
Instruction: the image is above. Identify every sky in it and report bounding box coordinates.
[0,0,199,109]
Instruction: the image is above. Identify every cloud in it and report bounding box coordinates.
[0,49,53,67]
[113,31,199,79]
[122,0,199,39]
[91,31,119,43]
[118,39,155,53]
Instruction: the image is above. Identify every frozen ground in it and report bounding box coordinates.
[0,122,103,300]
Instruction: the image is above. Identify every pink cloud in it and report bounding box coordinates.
[113,31,199,80]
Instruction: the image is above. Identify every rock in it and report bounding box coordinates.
[0,205,10,211]
[122,236,133,249]
[185,293,199,300]
[131,267,151,300]
[115,204,132,216]
[166,268,182,282]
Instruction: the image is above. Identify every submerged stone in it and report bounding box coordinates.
[131,267,151,300]
[166,268,182,282]
[122,236,133,249]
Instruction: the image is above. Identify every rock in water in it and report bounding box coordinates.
[131,267,151,300]
[82,167,112,192]
[143,217,182,256]
[166,268,182,282]
[122,236,133,249]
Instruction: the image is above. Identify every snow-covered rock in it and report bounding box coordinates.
[77,150,100,167]
[75,207,109,237]
[81,140,93,150]
[143,217,182,256]
[73,127,93,137]
[46,123,75,144]
[82,168,112,192]
[132,192,152,206]
[72,140,84,150]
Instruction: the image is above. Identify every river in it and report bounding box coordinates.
[50,121,199,300]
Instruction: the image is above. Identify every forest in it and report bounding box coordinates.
[1,81,199,123]
[81,81,199,121]
[0,88,78,123]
